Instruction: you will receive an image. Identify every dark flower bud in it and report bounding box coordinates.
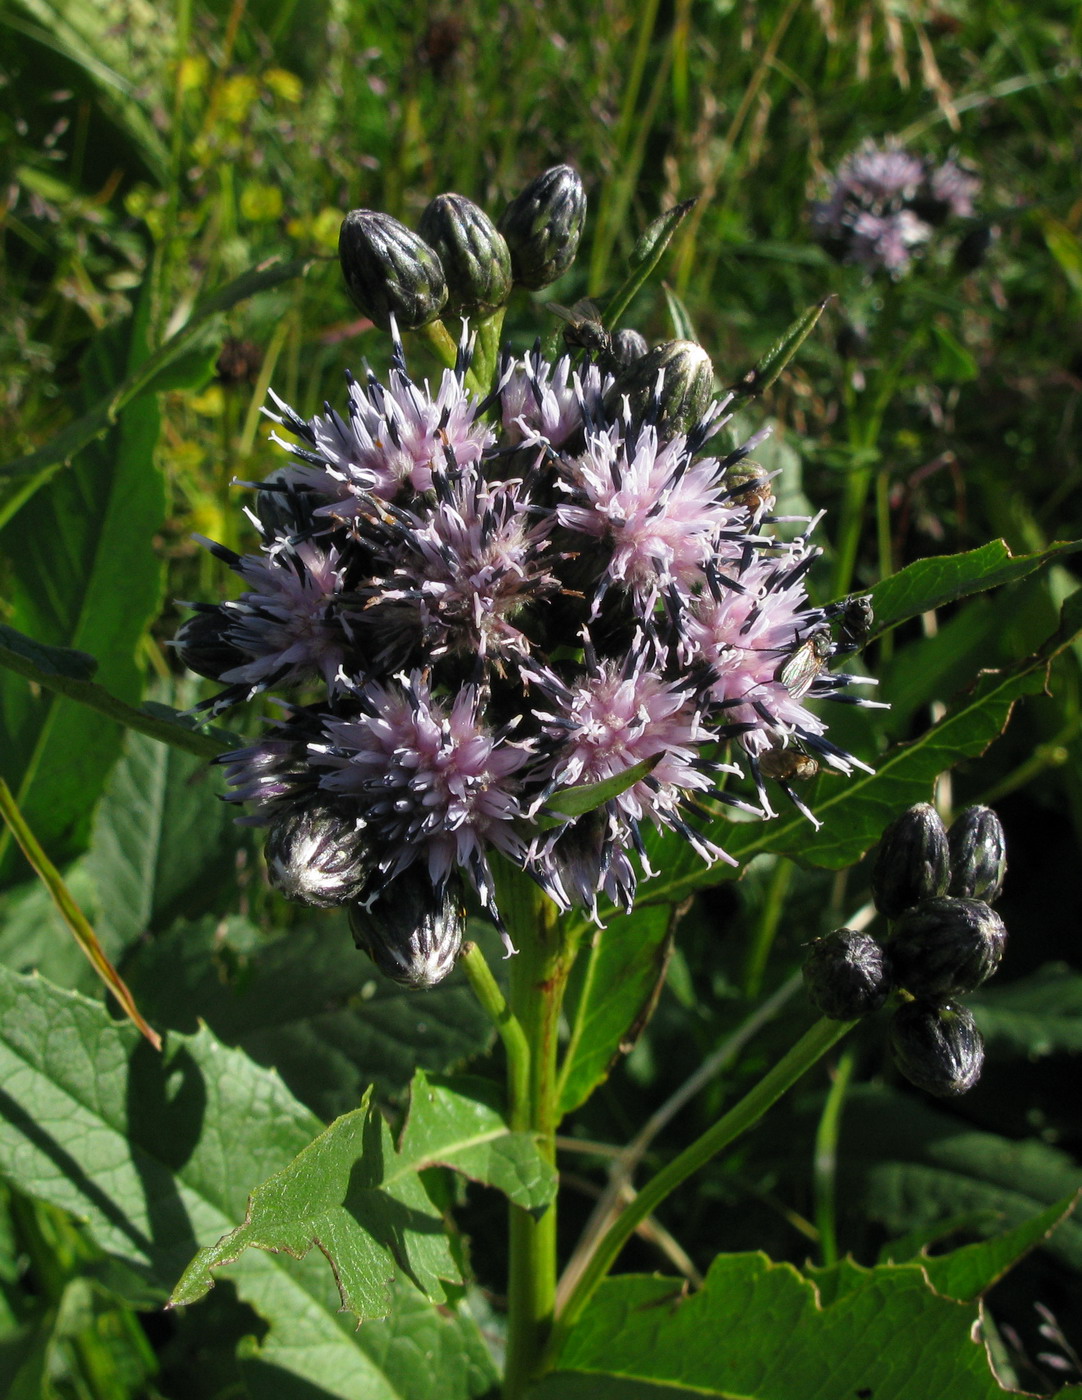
[887,895,1006,997]
[871,803,950,919]
[349,876,464,988]
[264,798,374,908]
[890,998,984,1097]
[418,193,513,317]
[338,210,448,331]
[803,928,892,1020]
[605,339,715,437]
[947,805,1006,904]
[497,164,586,289]
[953,224,997,273]
[254,467,322,536]
[610,327,649,368]
[174,607,245,681]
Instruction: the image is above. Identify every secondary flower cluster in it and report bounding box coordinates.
[803,802,1008,1095]
[177,169,879,987]
[810,140,981,277]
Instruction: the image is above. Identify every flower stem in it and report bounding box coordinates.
[545,1014,855,1366]
[499,875,577,1400]
[459,940,530,1130]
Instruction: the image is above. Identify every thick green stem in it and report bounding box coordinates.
[546,1015,854,1365]
[460,940,530,1131]
[500,875,577,1400]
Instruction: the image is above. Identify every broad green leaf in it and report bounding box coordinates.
[123,916,494,1119]
[868,538,1082,635]
[0,967,490,1397]
[557,902,672,1116]
[842,1087,1082,1273]
[81,717,251,951]
[172,1069,556,1318]
[0,297,165,884]
[0,625,236,762]
[536,1252,1061,1399]
[919,1192,1079,1302]
[638,589,1082,900]
[970,963,1082,1058]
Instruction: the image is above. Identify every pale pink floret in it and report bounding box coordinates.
[217,538,354,693]
[557,424,736,608]
[312,675,532,910]
[500,352,610,448]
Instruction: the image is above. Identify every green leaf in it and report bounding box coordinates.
[728,300,829,400]
[0,967,491,1397]
[0,624,238,763]
[172,1069,556,1318]
[843,1086,1082,1274]
[602,198,697,329]
[0,296,166,883]
[930,324,979,383]
[868,538,1082,635]
[537,1251,1054,1399]
[970,963,1082,1058]
[638,589,1082,898]
[0,257,312,523]
[557,902,672,1116]
[123,915,494,1119]
[536,756,660,828]
[918,1192,1080,1302]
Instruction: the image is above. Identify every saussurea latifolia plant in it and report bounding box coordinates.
[170,168,1009,1395]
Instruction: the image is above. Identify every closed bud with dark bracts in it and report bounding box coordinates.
[887,895,1006,997]
[890,998,984,1096]
[339,210,448,330]
[264,798,374,908]
[611,327,649,368]
[803,928,892,1020]
[497,165,586,289]
[604,339,715,438]
[174,607,246,681]
[418,193,513,318]
[871,803,950,919]
[349,876,465,988]
[948,805,1007,903]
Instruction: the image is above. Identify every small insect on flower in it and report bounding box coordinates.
[758,741,820,783]
[836,595,874,651]
[549,298,614,363]
[776,629,833,701]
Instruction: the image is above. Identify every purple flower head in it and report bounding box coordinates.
[837,143,926,206]
[847,208,932,276]
[196,534,358,708]
[925,158,981,221]
[557,420,737,613]
[373,462,558,663]
[265,350,494,516]
[500,349,611,448]
[311,672,533,940]
[216,709,324,823]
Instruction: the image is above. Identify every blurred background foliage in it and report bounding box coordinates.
[2,0,1082,1395]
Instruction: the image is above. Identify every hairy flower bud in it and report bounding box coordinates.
[339,210,448,330]
[887,895,1006,997]
[349,876,465,988]
[611,327,649,368]
[947,805,1007,903]
[264,798,374,907]
[890,998,984,1097]
[418,193,513,317]
[174,607,245,681]
[871,803,950,919]
[605,339,715,437]
[497,164,586,289]
[803,928,892,1020]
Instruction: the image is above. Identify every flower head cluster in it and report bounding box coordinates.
[177,170,880,984]
[811,141,981,276]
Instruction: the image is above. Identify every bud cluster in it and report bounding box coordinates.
[338,165,587,332]
[179,167,882,990]
[810,140,983,277]
[803,803,1007,1096]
